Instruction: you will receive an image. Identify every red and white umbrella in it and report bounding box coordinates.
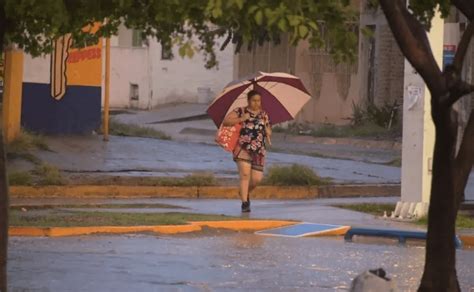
[207,71,311,127]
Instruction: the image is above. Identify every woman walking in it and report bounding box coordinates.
[208,72,311,212]
[222,90,272,212]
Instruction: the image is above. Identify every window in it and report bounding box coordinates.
[132,30,143,47]
[130,84,139,101]
[161,42,173,60]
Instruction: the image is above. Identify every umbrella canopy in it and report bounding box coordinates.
[207,71,311,127]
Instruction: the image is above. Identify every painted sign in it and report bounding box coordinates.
[22,23,103,134]
[443,45,456,70]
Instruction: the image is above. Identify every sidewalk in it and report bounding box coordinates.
[11,196,413,230]
[113,104,402,164]
[33,135,402,185]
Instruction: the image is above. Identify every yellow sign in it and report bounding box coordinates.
[50,23,103,100]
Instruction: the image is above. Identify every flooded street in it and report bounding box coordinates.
[8,234,474,291]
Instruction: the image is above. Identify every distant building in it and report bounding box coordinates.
[234,1,473,125]
[108,24,234,109]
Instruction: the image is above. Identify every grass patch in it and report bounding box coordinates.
[333,203,396,216]
[6,130,48,165]
[311,123,392,138]
[11,203,188,211]
[151,173,218,187]
[416,214,474,229]
[333,203,474,229]
[32,164,65,185]
[9,210,243,227]
[385,157,402,167]
[8,171,34,186]
[263,164,331,186]
[99,118,171,140]
[7,130,49,153]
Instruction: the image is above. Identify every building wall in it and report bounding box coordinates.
[107,25,234,109]
[22,33,102,134]
[234,1,406,125]
[109,46,151,109]
[294,40,361,125]
[148,38,233,106]
[361,6,405,108]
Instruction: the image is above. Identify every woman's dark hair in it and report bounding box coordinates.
[247,89,261,101]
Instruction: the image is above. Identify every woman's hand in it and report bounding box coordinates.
[264,115,272,146]
[241,112,251,121]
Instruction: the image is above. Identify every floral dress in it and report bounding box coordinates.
[232,107,270,172]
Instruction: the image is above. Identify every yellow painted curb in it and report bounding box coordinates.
[9,220,297,237]
[193,220,296,231]
[10,185,197,199]
[305,226,351,236]
[10,184,400,199]
[460,235,474,247]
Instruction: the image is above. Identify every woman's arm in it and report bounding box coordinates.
[222,111,245,127]
[264,114,272,146]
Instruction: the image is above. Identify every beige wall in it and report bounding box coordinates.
[294,41,361,124]
[234,34,296,78]
[234,1,406,125]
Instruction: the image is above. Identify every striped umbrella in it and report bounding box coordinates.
[207,71,311,127]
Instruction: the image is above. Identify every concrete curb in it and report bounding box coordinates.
[9,221,474,248]
[9,220,297,237]
[273,134,402,151]
[10,184,400,199]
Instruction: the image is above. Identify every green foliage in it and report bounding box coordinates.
[350,101,366,126]
[32,164,65,185]
[310,123,393,138]
[8,171,33,186]
[263,164,330,186]
[333,203,395,216]
[102,118,171,140]
[408,0,452,29]
[2,0,360,68]
[350,101,399,128]
[9,210,243,227]
[156,173,217,187]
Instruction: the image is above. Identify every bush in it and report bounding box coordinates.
[9,172,33,186]
[263,164,330,186]
[350,100,400,128]
[7,130,49,154]
[157,173,217,187]
[97,118,171,140]
[32,164,65,185]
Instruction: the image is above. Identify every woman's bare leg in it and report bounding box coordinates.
[249,169,264,195]
[237,161,252,202]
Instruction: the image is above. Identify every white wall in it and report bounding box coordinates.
[107,31,234,109]
[148,38,233,106]
[23,54,50,84]
[109,46,152,109]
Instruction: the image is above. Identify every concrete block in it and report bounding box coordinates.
[350,269,397,292]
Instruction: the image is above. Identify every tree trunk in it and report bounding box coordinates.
[419,105,460,291]
[0,2,9,291]
[0,131,7,292]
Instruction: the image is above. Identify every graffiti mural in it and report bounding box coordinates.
[21,25,103,134]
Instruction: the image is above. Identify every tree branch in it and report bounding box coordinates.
[453,20,474,70]
[452,0,474,20]
[455,110,474,207]
[379,0,444,94]
[442,76,474,106]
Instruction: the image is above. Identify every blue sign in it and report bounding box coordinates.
[443,45,456,69]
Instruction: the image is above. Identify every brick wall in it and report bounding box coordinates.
[374,25,404,107]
